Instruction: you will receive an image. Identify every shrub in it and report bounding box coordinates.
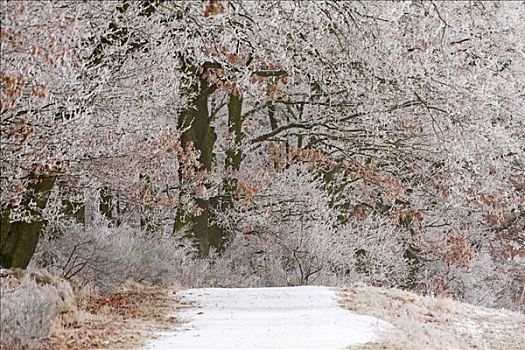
[0,269,75,350]
[196,165,414,289]
[33,221,195,291]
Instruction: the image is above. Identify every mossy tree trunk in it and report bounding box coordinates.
[174,60,246,256]
[63,198,85,224]
[43,185,85,239]
[60,180,85,225]
[99,186,113,222]
[223,93,243,202]
[0,176,56,268]
[226,93,243,173]
[175,64,222,256]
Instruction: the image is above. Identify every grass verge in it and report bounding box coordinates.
[339,284,525,350]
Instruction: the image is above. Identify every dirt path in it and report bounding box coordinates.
[143,286,391,350]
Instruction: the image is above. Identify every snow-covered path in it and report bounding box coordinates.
[144,286,391,350]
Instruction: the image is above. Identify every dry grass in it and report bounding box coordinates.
[1,267,182,350]
[0,269,76,349]
[339,284,525,350]
[44,282,182,350]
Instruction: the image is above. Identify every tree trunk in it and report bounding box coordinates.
[223,93,243,207]
[99,186,113,221]
[63,199,85,224]
[175,64,224,255]
[226,93,243,172]
[0,176,55,268]
[62,185,85,225]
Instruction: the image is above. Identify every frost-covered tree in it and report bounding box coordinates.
[1,0,523,310]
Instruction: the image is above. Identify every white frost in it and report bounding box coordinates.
[145,286,391,350]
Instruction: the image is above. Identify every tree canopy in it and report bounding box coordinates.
[1,0,523,310]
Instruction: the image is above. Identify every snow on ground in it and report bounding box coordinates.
[144,286,391,350]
